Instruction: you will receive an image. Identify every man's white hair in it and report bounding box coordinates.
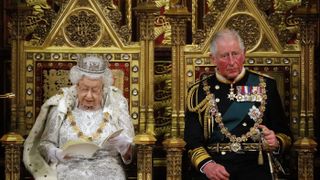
[210,28,245,56]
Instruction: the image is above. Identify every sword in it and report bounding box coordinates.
[267,152,277,180]
[260,130,278,180]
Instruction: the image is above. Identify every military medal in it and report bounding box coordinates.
[227,84,236,101]
[235,85,263,102]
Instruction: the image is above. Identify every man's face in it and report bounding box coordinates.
[212,38,245,80]
[77,76,103,109]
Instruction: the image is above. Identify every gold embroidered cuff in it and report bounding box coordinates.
[276,133,292,153]
[189,147,212,169]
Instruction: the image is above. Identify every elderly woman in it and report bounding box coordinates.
[23,56,135,180]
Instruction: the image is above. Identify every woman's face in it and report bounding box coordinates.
[212,37,245,81]
[77,76,103,110]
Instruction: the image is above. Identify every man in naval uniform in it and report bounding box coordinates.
[184,29,292,180]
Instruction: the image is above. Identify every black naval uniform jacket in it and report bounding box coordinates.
[184,69,292,178]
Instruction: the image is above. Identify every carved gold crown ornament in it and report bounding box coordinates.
[76,56,108,74]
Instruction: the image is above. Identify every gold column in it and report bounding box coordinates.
[163,138,186,180]
[0,132,24,180]
[7,2,31,135]
[163,1,190,179]
[133,1,158,180]
[134,1,159,135]
[135,141,155,180]
[293,2,319,180]
[294,137,317,180]
[3,3,31,180]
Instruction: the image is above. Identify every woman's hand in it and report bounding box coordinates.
[122,145,132,161]
[106,134,132,156]
[48,148,69,163]
[55,148,71,162]
[203,162,230,180]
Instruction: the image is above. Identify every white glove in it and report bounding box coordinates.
[48,147,65,163]
[55,148,66,162]
[106,134,133,156]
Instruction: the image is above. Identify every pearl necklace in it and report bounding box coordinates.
[67,110,110,141]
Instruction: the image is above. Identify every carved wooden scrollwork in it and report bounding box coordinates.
[226,13,261,51]
[64,10,102,47]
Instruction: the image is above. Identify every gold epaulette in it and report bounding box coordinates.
[189,147,212,169]
[186,75,214,113]
[247,69,275,80]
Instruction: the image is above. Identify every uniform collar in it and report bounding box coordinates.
[215,67,246,84]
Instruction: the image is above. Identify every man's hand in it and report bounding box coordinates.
[203,162,230,180]
[258,125,279,150]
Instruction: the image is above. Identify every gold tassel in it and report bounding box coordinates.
[258,143,264,165]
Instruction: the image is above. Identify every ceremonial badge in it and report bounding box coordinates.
[248,105,261,122]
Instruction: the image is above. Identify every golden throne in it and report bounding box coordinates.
[2,0,145,179]
[166,0,317,179]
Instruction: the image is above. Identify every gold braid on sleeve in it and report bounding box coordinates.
[188,147,212,169]
[276,133,292,153]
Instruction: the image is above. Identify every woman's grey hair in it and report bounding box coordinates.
[210,29,245,56]
[69,56,113,89]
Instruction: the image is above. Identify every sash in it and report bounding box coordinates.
[222,73,259,131]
